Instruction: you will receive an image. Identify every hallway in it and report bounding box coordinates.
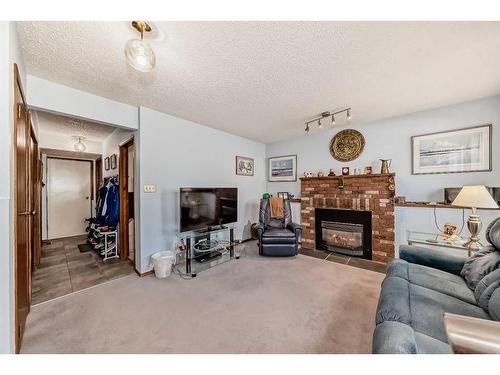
[32,235,135,305]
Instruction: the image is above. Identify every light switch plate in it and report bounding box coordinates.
[144,184,156,193]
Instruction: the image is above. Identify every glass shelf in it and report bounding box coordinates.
[176,225,236,277]
[407,230,483,255]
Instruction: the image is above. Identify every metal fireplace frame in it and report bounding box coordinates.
[315,208,372,260]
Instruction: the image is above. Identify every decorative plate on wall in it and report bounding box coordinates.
[329,129,365,162]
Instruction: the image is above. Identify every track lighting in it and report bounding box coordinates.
[304,107,351,133]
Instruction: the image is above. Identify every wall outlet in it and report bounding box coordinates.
[144,184,156,193]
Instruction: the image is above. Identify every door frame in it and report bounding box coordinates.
[119,137,135,264]
[29,117,42,270]
[45,156,93,240]
[13,63,31,353]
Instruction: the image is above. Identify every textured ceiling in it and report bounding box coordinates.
[36,110,116,141]
[18,21,500,143]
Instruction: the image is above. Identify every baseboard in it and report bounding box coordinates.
[135,268,154,277]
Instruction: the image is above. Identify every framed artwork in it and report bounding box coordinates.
[235,156,254,176]
[110,154,117,170]
[443,223,459,237]
[412,124,491,175]
[277,192,289,199]
[104,157,110,171]
[268,155,297,182]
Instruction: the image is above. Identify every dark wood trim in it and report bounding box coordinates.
[13,63,30,354]
[395,202,500,211]
[135,269,154,277]
[119,137,135,263]
[95,157,102,199]
[300,173,395,181]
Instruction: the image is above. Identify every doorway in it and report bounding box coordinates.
[46,157,92,239]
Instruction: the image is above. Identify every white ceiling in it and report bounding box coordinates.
[36,110,116,141]
[18,21,500,144]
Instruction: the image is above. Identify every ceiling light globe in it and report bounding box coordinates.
[74,141,86,152]
[125,38,156,72]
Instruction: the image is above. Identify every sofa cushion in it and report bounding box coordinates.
[372,321,416,354]
[486,217,500,249]
[387,259,476,305]
[261,227,296,244]
[461,245,500,290]
[377,276,490,343]
[474,268,500,312]
[489,289,500,321]
[408,283,490,342]
[414,332,453,354]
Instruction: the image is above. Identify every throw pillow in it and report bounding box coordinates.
[461,245,500,290]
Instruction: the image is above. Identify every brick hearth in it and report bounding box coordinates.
[300,173,395,263]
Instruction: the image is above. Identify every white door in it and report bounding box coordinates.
[47,158,92,239]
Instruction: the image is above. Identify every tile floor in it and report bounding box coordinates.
[31,235,136,305]
[299,247,387,274]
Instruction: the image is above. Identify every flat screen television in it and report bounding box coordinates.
[180,187,238,232]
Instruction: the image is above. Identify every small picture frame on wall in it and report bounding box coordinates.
[110,154,117,170]
[235,156,254,176]
[268,155,297,182]
[104,157,110,171]
[277,192,290,199]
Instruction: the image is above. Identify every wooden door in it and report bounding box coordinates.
[47,158,92,239]
[14,65,31,353]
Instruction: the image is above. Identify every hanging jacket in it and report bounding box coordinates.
[97,178,120,227]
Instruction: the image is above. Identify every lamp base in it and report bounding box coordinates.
[463,214,482,250]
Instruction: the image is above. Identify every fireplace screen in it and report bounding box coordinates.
[321,221,364,256]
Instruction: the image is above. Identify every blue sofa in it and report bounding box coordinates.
[373,219,500,354]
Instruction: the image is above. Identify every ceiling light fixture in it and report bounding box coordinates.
[124,21,156,72]
[304,107,351,133]
[73,136,86,152]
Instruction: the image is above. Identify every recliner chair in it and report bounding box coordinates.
[256,199,301,257]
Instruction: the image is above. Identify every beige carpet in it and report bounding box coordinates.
[21,243,384,354]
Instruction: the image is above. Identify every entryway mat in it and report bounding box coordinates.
[78,243,92,253]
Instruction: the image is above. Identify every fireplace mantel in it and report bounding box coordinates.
[300,173,395,263]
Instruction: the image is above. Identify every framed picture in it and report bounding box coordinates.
[412,124,492,175]
[268,155,297,182]
[110,154,117,170]
[277,192,289,199]
[341,167,350,176]
[104,157,110,171]
[235,156,254,176]
[443,223,459,237]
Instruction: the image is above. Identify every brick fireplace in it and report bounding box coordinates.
[300,173,395,263]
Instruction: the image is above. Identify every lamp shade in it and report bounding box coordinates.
[451,186,498,209]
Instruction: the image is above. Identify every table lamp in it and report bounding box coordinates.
[452,185,499,249]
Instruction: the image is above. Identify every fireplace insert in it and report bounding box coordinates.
[315,208,372,259]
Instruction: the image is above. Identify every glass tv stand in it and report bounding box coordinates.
[176,225,236,277]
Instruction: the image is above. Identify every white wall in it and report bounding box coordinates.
[0,21,27,354]
[27,75,139,130]
[138,107,266,273]
[102,128,135,178]
[266,95,500,255]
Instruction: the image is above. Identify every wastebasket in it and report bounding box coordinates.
[150,251,175,278]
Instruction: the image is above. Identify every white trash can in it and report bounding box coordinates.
[150,251,175,278]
